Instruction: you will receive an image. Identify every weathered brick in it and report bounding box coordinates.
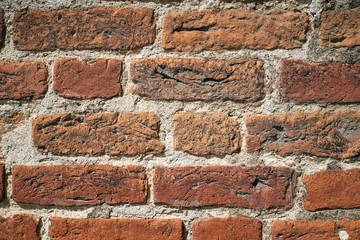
[154,166,296,209]
[0,163,4,201]
[0,9,4,47]
[173,113,241,156]
[303,169,360,211]
[163,10,309,52]
[0,61,48,100]
[281,60,360,103]
[246,111,360,159]
[193,217,262,240]
[0,214,40,240]
[13,8,155,51]
[32,112,164,156]
[50,217,184,240]
[272,219,360,239]
[0,111,25,159]
[320,8,360,47]
[12,165,147,206]
[131,58,265,102]
[53,58,122,99]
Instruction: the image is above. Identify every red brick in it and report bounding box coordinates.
[320,8,360,47]
[193,217,262,240]
[50,217,184,240]
[163,10,309,52]
[272,219,360,240]
[32,112,164,156]
[153,166,296,209]
[0,214,40,240]
[53,58,122,99]
[131,58,265,101]
[246,111,360,159]
[0,163,4,201]
[0,60,48,100]
[13,8,155,51]
[0,9,4,47]
[303,169,360,211]
[12,165,147,206]
[173,113,241,156]
[281,59,360,103]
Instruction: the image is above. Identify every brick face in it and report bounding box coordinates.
[193,217,262,240]
[272,219,360,240]
[163,10,309,52]
[131,58,265,102]
[281,60,360,103]
[12,165,147,206]
[53,58,122,99]
[0,214,40,240]
[13,8,155,51]
[0,61,48,100]
[246,111,360,159]
[173,113,241,156]
[0,9,4,47]
[32,112,164,156]
[50,217,184,240]
[0,163,4,201]
[303,169,360,211]
[153,166,296,209]
[320,8,360,47]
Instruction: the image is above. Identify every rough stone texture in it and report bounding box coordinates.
[131,58,265,102]
[53,58,122,99]
[13,8,155,51]
[50,217,184,240]
[0,163,4,201]
[0,111,25,159]
[272,219,360,240]
[320,7,360,47]
[0,214,40,240]
[32,112,164,156]
[303,169,360,211]
[0,60,48,100]
[246,111,360,159]
[163,10,309,52]
[0,9,4,47]
[12,165,147,206]
[281,59,360,103]
[193,217,262,240]
[173,113,241,156]
[153,166,296,209]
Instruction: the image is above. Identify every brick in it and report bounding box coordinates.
[0,214,40,240]
[153,166,296,209]
[281,59,360,103]
[163,10,309,52]
[13,8,155,51]
[131,58,265,102]
[0,111,25,159]
[246,111,360,159]
[50,217,184,240]
[320,8,360,47]
[193,217,262,240]
[0,163,4,201]
[12,165,147,206]
[53,58,122,99]
[303,169,360,211]
[32,112,164,156]
[0,61,48,100]
[173,113,241,156]
[272,219,360,240]
[0,9,4,47]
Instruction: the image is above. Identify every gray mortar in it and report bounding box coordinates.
[0,0,360,239]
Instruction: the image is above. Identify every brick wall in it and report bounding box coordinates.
[0,0,359,239]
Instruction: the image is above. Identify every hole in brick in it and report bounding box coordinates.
[57,14,62,21]
[273,126,284,132]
